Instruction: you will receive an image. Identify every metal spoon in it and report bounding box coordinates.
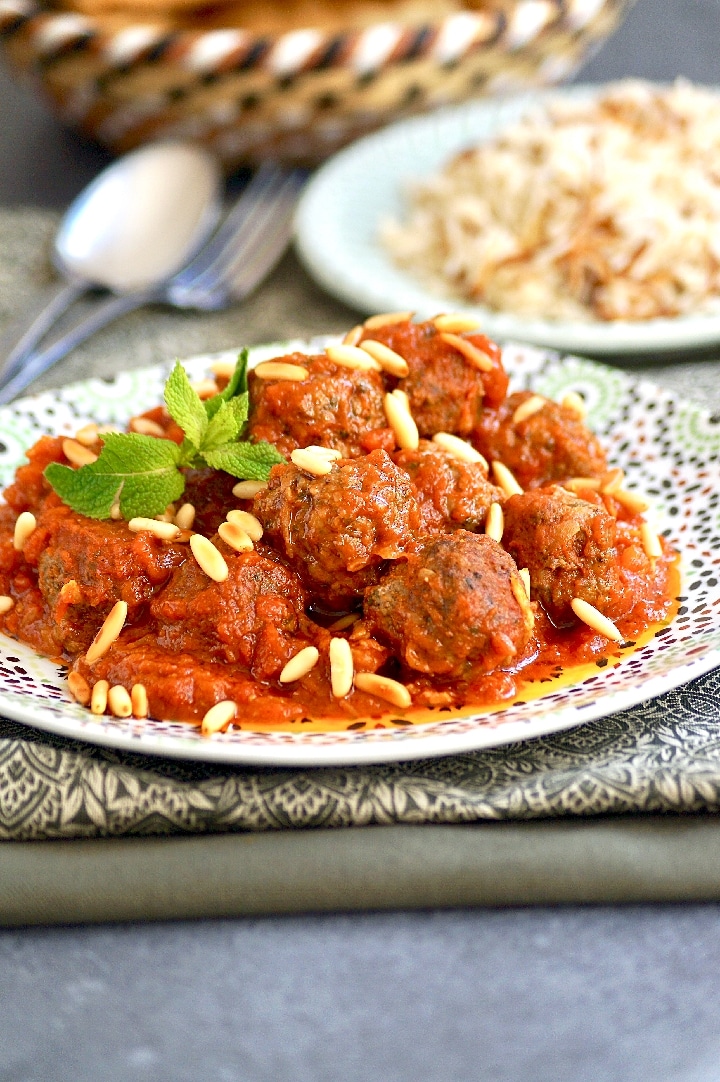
[0,141,222,389]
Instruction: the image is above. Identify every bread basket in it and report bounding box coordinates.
[0,0,636,166]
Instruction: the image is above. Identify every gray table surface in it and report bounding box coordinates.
[3,1,720,1080]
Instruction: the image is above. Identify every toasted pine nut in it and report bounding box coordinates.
[218,521,254,552]
[326,344,382,371]
[201,699,236,735]
[225,509,263,540]
[354,672,412,708]
[329,612,359,631]
[485,502,504,542]
[127,517,181,541]
[391,388,410,409]
[279,646,320,684]
[210,360,237,379]
[254,361,309,382]
[108,684,133,718]
[600,467,624,494]
[174,503,196,531]
[612,488,650,514]
[190,534,229,582]
[190,378,219,399]
[74,423,99,447]
[571,598,623,643]
[561,391,587,419]
[640,522,662,560]
[291,448,334,476]
[13,511,36,552]
[383,392,419,451]
[440,332,494,372]
[62,438,98,467]
[59,580,82,605]
[67,670,91,706]
[433,313,482,334]
[86,600,128,665]
[519,568,531,598]
[0,595,14,615]
[511,574,535,631]
[131,683,149,718]
[90,680,109,715]
[129,416,165,437]
[512,395,546,425]
[432,432,487,466]
[303,445,343,462]
[564,477,602,493]
[359,340,410,377]
[233,480,268,499]
[329,637,354,698]
[363,311,413,329]
[343,325,364,346]
[492,461,523,497]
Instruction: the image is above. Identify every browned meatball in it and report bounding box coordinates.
[472,391,607,489]
[254,449,422,609]
[246,352,390,458]
[393,440,504,534]
[357,319,508,436]
[151,546,315,680]
[502,486,631,627]
[363,531,534,677]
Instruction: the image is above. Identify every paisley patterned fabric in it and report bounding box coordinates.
[2,665,720,839]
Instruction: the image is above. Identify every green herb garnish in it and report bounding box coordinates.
[44,351,283,520]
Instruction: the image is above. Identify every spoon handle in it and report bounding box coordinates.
[0,288,157,405]
[0,279,89,392]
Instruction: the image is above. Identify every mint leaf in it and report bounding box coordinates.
[201,398,242,453]
[45,433,185,520]
[164,361,207,450]
[205,350,248,420]
[202,440,284,479]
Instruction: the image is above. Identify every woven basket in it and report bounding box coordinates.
[0,0,636,167]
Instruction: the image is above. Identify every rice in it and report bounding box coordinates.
[380,80,720,322]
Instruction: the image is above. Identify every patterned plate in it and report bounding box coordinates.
[1,339,719,766]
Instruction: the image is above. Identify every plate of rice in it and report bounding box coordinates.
[295,80,720,355]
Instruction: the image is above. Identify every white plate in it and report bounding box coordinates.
[0,340,719,766]
[295,87,720,356]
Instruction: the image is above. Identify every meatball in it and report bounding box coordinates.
[502,486,631,627]
[246,352,389,458]
[254,449,422,609]
[472,391,607,489]
[393,440,504,534]
[363,531,534,677]
[358,319,508,436]
[151,546,315,681]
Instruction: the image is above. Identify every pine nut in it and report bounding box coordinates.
[432,432,487,466]
[564,477,602,493]
[74,423,99,447]
[391,388,410,410]
[108,684,133,718]
[600,467,624,494]
[279,646,320,683]
[0,595,14,615]
[326,344,382,371]
[641,522,662,560]
[190,379,219,399]
[433,313,482,334]
[439,332,494,372]
[254,361,309,381]
[383,392,419,451]
[129,416,165,437]
[218,521,254,552]
[131,683,149,718]
[359,340,410,377]
[329,637,354,698]
[127,517,181,541]
[59,580,82,605]
[225,509,263,540]
[570,598,623,643]
[90,680,109,715]
[233,480,268,499]
[174,503,196,531]
[561,391,587,419]
[612,488,650,514]
[291,448,334,476]
[304,446,343,462]
[86,600,128,665]
[511,575,535,631]
[329,612,360,631]
[492,461,523,497]
[13,511,36,552]
[62,438,98,467]
[485,502,504,542]
[210,360,237,379]
[190,534,229,582]
[519,568,531,598]
[201,699,236,735]
[343,325,364,346]
[67,670,91,705]
[363,311,413,329]
[512,395,546,425]
[354,672,412,708]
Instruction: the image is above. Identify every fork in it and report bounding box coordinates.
[0,163,307,405]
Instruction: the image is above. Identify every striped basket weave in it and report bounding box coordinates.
[0,0,635,166]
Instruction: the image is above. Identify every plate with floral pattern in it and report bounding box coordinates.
[0,339,719,766]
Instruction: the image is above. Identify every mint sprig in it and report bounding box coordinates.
[44,352,284,520]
